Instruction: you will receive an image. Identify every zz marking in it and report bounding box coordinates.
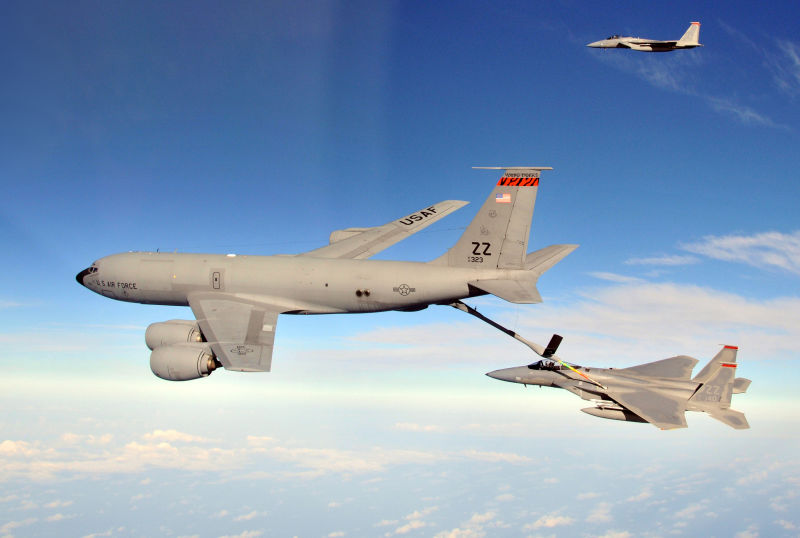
[471,242,492,256]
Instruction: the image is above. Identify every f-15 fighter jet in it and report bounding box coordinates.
[587,22,702,52]
[76,167,577,381]
[451,302,750,430]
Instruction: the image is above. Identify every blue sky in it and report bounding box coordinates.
[2,1,800,536]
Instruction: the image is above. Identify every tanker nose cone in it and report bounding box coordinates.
[76,267,91,287]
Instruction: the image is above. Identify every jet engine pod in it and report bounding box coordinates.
[145,320,203,350]
[150,343,218,381]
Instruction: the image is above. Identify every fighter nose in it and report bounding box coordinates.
[75,267,92,287]
[587,41,601,48]
[486,368,518,383]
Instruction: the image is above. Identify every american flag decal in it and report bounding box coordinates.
[495,193,511,203]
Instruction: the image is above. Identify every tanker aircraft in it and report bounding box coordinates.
[453,302,751,430]
[76,167,577,381]
[587,22,702,52]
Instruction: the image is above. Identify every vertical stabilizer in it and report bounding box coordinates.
[690,346,738,409]
[433,167,551,269]
[677,21,701,46]
[693,345,737,384]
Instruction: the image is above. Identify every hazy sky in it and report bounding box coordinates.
[2,1,800,537]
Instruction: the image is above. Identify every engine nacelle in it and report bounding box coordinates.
[150,343,218,381]
[145,320,203,351]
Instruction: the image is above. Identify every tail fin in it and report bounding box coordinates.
[433,167,551,269]
[677,21,701,46]
[689,345,749,429]
[692,345,738,386]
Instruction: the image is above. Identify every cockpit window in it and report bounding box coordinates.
[607,34,620,39]
[527,359,580,371]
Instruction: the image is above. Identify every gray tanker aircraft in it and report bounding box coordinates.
[587,22,702,52]
[76,167,577,381]
[457,303,750,430]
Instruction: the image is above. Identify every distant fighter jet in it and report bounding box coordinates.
[451,302,750,430]
[587,22,702,52]
[76,167,577,381]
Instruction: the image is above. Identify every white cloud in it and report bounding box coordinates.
[434,511,495,538]
[586,502,612,524]
[494,493,514,502]
[219,532,263,538]
[675,500,709,520]
[588,272,645,284]
[682,230,800,275]
[141,429,210,443]
[405,506,438,520]
[513,282,800,365]
[597,532,633,538]
[385,507,438,536]
[328,532,346,537]
[771,39,800,96]
[81,530,113,538]
[0,518,37,535]
[460,450,531,464]
[524,514,574,529]
[394,422,442,432]
[626,488,652,502]
[590,47,782,128]
[234,511,265,522]
[735,524,759,538]
[577,492,600,500]
[775,519,796,530]
[624,255,698,266]
[707,97,785,128]
[46,513,76,522]
[391,519,427,535]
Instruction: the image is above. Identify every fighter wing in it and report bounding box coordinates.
[188,292,282,372]
[604,383,688,430]
[300,199,468,260]
[617,356,699,380]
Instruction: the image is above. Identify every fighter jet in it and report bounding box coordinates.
[450,302,750,430]
[76,167,577,381]
[587,22,702,52]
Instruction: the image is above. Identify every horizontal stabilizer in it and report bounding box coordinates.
[618,356,699,379]
[733,377,751,394]
[468,279,542,304]
[525,244,579,274]
[706,408,749,430]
